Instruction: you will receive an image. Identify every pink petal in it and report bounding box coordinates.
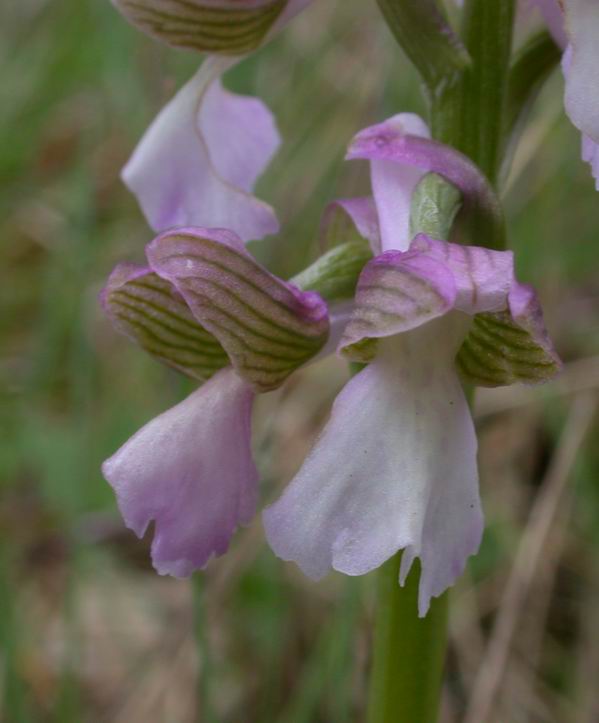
[347,117,502,241]
[562,3,599,145]
[122,58,280,241]
[529,0,567,48]
[347,114,431,253]
[264,322,483,617]
[319,197,381,254]
[102,368,257,576]
[339,236,528,361]
[581,133,599,190]
[409,235,515,314]
[339,249,457,361]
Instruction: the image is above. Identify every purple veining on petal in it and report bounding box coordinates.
[113,0,298,55]
[99,261,153,312]
[146,226,330,391]
[101,260,229,382]
[339,249,457,357]
[508,281,562,370]
[409,235,514,314]
[103,368,258,577]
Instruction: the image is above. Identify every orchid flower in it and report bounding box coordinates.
[110,0,314,239]
[530,0,599,188]
[263,114,561,616]
[101,226,330,575]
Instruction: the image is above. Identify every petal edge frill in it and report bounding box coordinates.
[264,327,483,616]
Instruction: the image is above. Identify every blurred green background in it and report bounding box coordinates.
[1,1,598,721]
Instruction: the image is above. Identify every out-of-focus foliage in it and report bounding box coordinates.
[1,1,598,721]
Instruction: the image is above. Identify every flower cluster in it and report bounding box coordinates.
[102,1,570,614]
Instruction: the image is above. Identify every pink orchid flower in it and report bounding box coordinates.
[264,115,561,616]
[101,226,329,575]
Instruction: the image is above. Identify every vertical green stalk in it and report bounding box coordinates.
[367,558,448,723]
[367,2,516,721]
[458,0,516,185]
[192,575,216,723]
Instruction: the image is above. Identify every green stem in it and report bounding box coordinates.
[367,2,516,721]
[192,575,216,723]
[458,0,516,186]
[368,558,448,723]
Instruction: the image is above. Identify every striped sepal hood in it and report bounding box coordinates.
[101,262,229,381]
[146,227,329,392]
[112,0,297,54]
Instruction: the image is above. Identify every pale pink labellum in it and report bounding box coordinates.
[103,367,257,576]
[264,321,483,617]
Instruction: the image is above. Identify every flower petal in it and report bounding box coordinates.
[409,235,515,314]
[147,227,330,391]
[345,114,431,253]
[347,116,504,249]
[112,0,287,54]
[581,133,599,190]
[562,1,599,144]
[339,249,457,362]
[457,282,562,386]
[103,367,258,576]
[122,59,280,241]
[264,324,483,617]
[530,0,567,48]
[319,197,381,254]
[101,262,228,381]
